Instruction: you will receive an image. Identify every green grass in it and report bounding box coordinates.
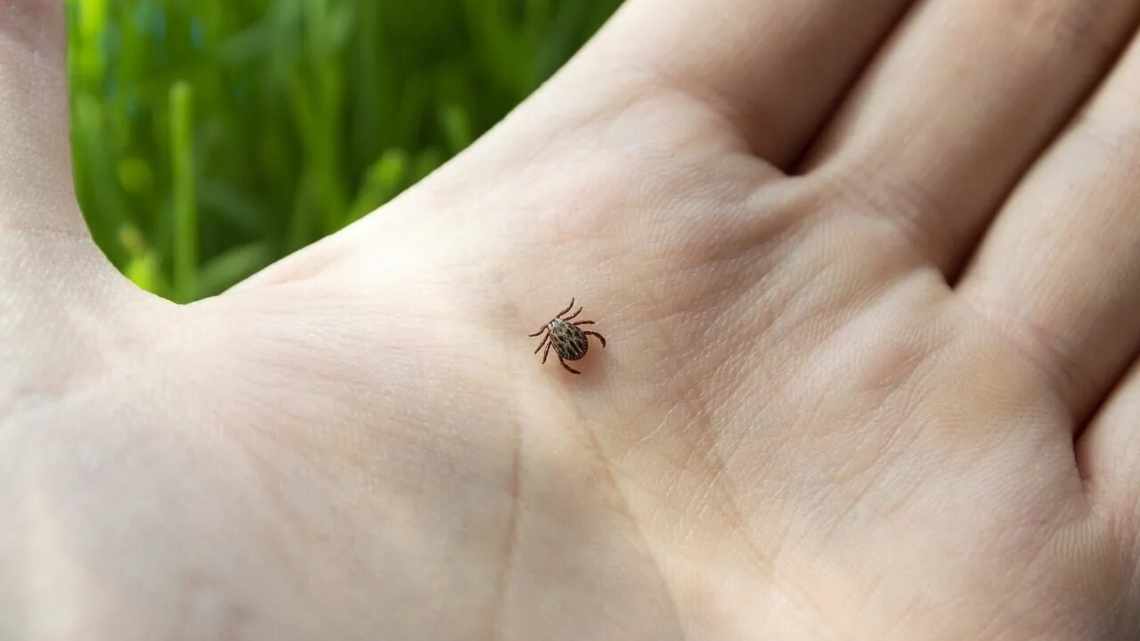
[68,0,622,302]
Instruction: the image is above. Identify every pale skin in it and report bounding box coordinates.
[6,0,1140,638]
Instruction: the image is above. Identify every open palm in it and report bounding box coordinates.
[6,1,1140,639]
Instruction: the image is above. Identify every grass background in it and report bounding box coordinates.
[68,0,622,302]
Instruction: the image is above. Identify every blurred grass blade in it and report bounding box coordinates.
[440,104,473,154]
[347,148,409,222]
[197,242,274,297]
[170,81,198,303]
[412,147,443,183]
[118,224,167,296]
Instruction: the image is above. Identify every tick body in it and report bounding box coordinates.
[528,298,607,375]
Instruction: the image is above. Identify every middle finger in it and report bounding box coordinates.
[804,0,1140,273]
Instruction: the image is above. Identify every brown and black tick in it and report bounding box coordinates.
[528,298,606,375]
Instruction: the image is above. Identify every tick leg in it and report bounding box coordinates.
[527,326,548,337]
[541,340,553,364]
[562,306,583,321]
[554,298,575,319]
[533,334,550,354]
[584,331,607,348]
[571,320,594,326]
[559,357,581,375]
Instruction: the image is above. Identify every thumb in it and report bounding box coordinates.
[1,0,136,308]
[1,1,150,371]
[0,0,81,235]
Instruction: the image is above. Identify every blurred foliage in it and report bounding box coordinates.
[67,0,622,301]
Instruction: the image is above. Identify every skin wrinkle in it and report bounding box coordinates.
[205,431,321,625]
[886,539,1011,641]
[820,273,954,449]
[1,238,160,416]
[924,469,1085,639]
[1088,495,1135,599]
[629,398,681,451]
[487,427,522,641]
[592,52,762,161]
[778,216,906,322]
[631,208,750,289]
[813,413,920,546]
[656,417,706,508]
[486,291,535,641]
[591,308,800,636]
[587,315,838,639]
[695,362,838,638]
[636,257,742,333]
[619,159,800,314]
[953,594,1016,641]
[975,523,1087,640]
[237,428,330,568]
[710,290,811,477]
[3,315,150,423]
[847,379,940,519]
[588,360,693,625]
[665,396,728,519]
[701,184,808,270]
[701,232,893,469]
[217,349,508,634]
[694,433,837,641]
[574,413,686,640]
[213,306,489,490]
[685,462,830,638]
[665,310,775,469]
[1062,521,1127,635]
[816,163,961,271]
[597,86,755,164]
[956,290,1088,425]
[703,266,958,630]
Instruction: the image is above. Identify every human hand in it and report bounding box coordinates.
[5,1,1140,639]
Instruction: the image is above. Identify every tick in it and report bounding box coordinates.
[528,298,607,375]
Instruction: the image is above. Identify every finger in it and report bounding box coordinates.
[1077,359,1140,536]
[804,1,1140,273]
[0,0,82,236]
[957,29,1140,419]
[584,0,917,166]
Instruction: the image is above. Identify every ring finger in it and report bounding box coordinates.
[958,28,1140,420]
